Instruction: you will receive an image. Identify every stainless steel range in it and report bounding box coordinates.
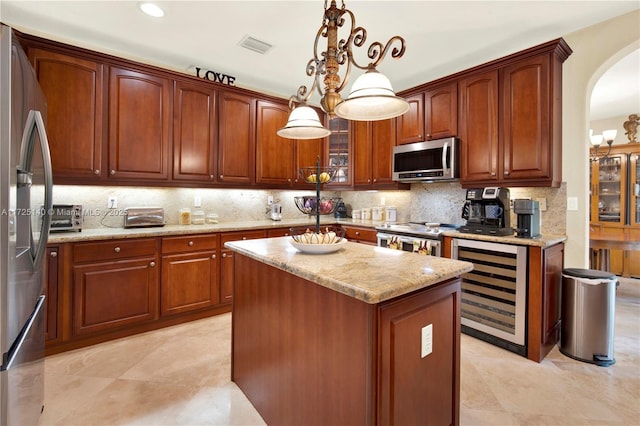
[375,222,458,256]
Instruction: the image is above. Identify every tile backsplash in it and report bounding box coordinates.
[53,182,566,235]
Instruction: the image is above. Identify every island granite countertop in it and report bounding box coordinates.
[224,236,474,304]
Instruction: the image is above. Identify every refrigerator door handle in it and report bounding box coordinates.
[17,110,53,271]
[1,295,46,371]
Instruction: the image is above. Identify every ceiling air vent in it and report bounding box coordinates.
[238,34,273,55]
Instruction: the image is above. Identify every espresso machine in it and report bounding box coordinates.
[459,187,513,236]
[513,199,541,238]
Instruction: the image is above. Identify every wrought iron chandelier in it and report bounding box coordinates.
[277,0,410,139]
[590,129,618,162]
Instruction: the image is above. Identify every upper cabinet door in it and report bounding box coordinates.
[255,100,294,186]
[352,120,373,187]
[396,93,424,145]
[458,70,499,183]
[173,81,217,182]
[108,66,171,180]
[424,82,457,140]
[29,48,105,180]
[501,54,551,181]
[218,91,255,184]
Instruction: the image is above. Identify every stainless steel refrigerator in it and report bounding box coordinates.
[0,24,53,425]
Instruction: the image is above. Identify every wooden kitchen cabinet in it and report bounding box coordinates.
[173,80,218,182]
[342,224,378,245]
[28,48,105,181]
[459,39,570,188]
[161,234,219,316]
[108,66,172,181]
[352,118,406,189]
[267,228,291,237]
[396,81,458,145]
[324,117,352,188]
[256,100,324,187]
[71,238,159,336]
[218,90,255,184]
[220,230,268,302]
[44,246,61,343]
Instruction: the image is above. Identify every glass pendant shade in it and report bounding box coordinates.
[333,68,410,121]
[602,129,618,141]
[277,105,331,139]
[590,134,604,146]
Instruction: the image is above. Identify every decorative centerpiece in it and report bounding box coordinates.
[291,158,346,253]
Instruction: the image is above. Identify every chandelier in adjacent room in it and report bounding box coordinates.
[277,0,409,139]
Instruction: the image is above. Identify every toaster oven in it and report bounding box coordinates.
[49,204,83,232]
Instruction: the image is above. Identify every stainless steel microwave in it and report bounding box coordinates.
[392,137,459,182]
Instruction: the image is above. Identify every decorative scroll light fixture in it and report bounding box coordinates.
[277,0,409,140]
[589,129,618,162]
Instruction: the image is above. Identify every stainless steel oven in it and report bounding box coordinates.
[375,223,450,256]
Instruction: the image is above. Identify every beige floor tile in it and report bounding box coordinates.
[39,279,639,426]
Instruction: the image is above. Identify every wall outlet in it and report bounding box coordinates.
[268,196,274,205]
[421,324,433,358]
[194,196,202,208]
[108,196,117,209]
[567,196,578,211]
[536,197,547,211]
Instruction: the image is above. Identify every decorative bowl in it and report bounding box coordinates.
[290,238,347,254]
[294,196,343,215]
[299,167,337,184]
[289,225,345,244]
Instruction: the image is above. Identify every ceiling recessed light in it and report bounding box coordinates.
[139,2,164,18]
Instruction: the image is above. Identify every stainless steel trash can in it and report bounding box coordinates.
[560,268,617,366]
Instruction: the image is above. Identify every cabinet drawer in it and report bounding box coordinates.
[343,226,378,244]
[73,238,157,263]
[220,230,267,245]
[161,234,218,254]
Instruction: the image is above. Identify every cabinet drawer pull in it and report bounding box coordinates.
[211,254,216,259]
[114,246,121,253]
[110,170,116,175]
[94,169,100,175]
[149,261,155,267]
[188,241,194,246]
[50,251,57,257]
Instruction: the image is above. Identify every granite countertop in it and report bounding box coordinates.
[442,230,567,247]
[224,236,474,304]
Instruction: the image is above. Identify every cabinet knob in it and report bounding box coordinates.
[211,254,216,259]
[242,236,247,240]
[294,178,298,183]
[94,169,100,175]
[373,178,377,183]
[287,178,291,183]
[491,171,496,176]
[222,253,227,258]
[355,231,360,236]
[114,246,121,253]
[504,170,510,176]
[50,251,57,257]
[426,134,431,139]
[110,170,116,175]
[367,179,371,183]
[219,174,224,179]
[149,261,155,267]
[188,241,194,246]
[210,175,214,180]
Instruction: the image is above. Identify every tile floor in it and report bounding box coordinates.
[39,278,639,426]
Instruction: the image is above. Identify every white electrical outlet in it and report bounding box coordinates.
[194,196,202,208]
[268,196,274,205]
[421,324,433,358]
[567,196,578,211]
[536,197,547,211]
[108,196,117,209]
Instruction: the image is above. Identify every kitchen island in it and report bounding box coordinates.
[225,237,473,426]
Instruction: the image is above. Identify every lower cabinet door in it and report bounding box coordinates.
[161,251,219,316]
[72,257,159,335]
[220,249,234,302]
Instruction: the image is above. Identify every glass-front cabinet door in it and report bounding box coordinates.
[325,117,351,187]
[631,153,640,227]
[595,154,626,225]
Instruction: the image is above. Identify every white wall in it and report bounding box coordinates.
[563,10,640,268]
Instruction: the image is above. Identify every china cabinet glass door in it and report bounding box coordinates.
[631,153,640,226]
[326,117,351,186]
[596,154,625,225]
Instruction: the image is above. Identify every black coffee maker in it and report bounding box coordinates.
[459,187,513,236]
[513,199,541,238]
